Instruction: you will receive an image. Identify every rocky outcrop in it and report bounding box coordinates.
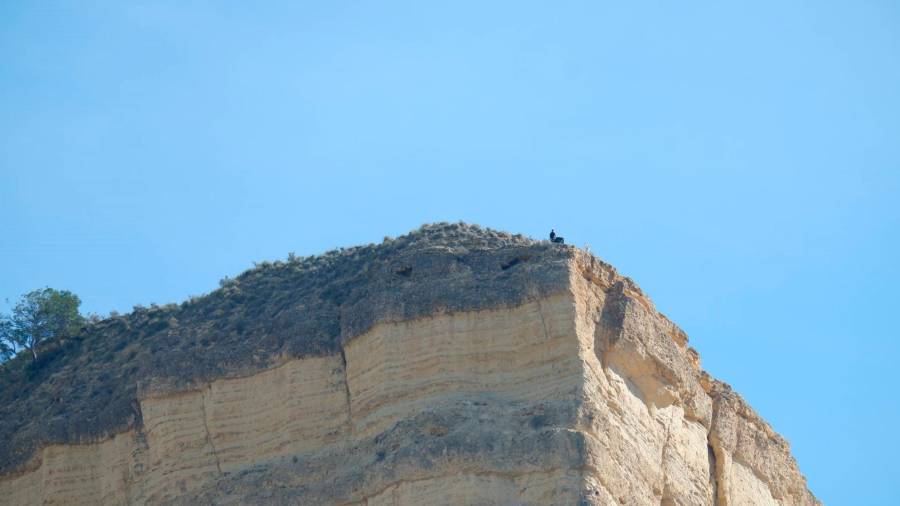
[570,250,817,506]
[0,224,819,505]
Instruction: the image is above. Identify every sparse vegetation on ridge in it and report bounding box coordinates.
[0,223,572,474]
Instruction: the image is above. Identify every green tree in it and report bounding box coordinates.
[0,288,85,361]
[0,320,12,361]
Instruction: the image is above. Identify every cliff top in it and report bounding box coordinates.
[0,223,593,474]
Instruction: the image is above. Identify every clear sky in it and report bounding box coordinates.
[1,1,898,503]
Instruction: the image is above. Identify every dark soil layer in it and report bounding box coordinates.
[0,223,573,475]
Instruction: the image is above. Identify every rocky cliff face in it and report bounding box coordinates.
[0,223,819,505]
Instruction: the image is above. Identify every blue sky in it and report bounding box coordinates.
[1,1,898,503]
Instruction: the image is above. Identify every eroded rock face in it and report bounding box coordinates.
[0,225,820,505]
[569,250,818,506]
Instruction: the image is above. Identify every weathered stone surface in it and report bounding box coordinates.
[0,224,819,505]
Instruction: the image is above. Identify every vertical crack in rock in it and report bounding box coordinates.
[708,441,719,506]
[338,342,354,432]
[200,387,223,475]
[707,431,728,506]
[122,400,145,506]
[128,431,150,504]
[658,408,677,505]
[536,298,551,340]
[122,457,133,506]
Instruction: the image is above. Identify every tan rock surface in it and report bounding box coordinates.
[0,228,819,505]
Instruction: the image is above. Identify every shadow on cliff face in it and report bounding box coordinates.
[590,278,697,412]
[592,282,673,407]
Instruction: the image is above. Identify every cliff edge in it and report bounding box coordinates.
[0,223,819,505]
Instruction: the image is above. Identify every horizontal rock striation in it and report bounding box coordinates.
[0,224,567,476]
[0,223,820,505]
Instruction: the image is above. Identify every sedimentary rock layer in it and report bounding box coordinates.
[0,295,582,504]
[0,225,819,505]
[0,224,570,476]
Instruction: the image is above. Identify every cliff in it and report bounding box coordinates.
[0,223,819,505]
